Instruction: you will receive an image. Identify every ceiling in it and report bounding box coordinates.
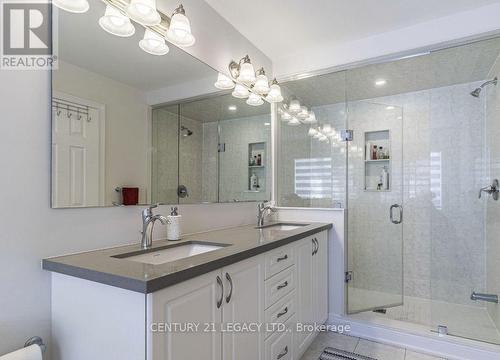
[204,0,500,65]
[281,37,500,107]
[58,0,217,92]
[157,93,271,123]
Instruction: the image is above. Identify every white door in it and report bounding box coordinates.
[52,97,103,207]
[222,256,265,360]
[314,232,328,324]
[147,270,223,360]
[295,237,315,355]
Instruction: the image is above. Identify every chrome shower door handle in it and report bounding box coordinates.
[390,204,403,224]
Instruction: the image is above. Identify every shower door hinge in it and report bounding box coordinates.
[345,271,353,283]
[340,130,354,142]
[218,143,226,152]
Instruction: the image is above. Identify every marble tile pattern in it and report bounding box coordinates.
[299,332,445,360]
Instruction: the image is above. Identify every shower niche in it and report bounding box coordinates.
[247,142,266,193]
[364,130,391,191]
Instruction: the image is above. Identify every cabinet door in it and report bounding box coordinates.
[314,231,329,324]
[222,256,265,360]
[294,237,315,355]
[147,270,223,360]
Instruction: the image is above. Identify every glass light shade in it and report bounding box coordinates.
[322,124,333,135]
[289,99,301,114]
[297,106,309,119]
[281,111,292,121]
[266,84,283,103]
[53,0,89,13]
[99,6,135,37]
[308,128,318,136]
[288,117,301,126]
[237,62,256,85]
[313,132,322,139]
[214,73,235,90]
[304,111,317,123]
[232,84,249,99]
[319,134,328,142]
[127,0,161,26]
[253,74,270,95]
[139,29,169,56]
[246,93,264,106]
[166,12,195,47]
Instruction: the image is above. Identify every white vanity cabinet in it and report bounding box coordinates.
[147,255,265,360]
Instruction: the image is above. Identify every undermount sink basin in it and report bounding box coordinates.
[257,223,309,231]
[114,241,228,265]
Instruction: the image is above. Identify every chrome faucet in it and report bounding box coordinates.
[141,204,169,249]
[257,201,277,227]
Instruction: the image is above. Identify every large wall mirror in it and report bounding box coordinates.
[51,0,271,208]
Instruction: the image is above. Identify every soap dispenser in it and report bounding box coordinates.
[167,207,182,241]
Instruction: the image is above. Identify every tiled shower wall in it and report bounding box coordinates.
[486,55,500,328]
[349,81,488,306]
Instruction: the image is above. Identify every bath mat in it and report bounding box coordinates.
[319,347,377,360]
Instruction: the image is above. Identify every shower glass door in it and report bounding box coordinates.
[346,101,404,314]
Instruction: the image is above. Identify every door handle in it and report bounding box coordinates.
[390,204,403,224]
[277,346,288,359]
[314,238,319,255]
[216,276,223,309]
[277,254,288,262]
[311,238,316,256]
[277,281,288,290]
[225,272,233,303]
[276,306,288,318]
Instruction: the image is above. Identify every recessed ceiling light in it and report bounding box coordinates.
[386,106,395,110]
[228,105,237,111]
[375,79,387,87]
[264,122,271,126]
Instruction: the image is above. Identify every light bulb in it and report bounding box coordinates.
[237,56,256,85]
[281,112,292,121]
[214,73,235,90]
[288,117,301,126]
[139,29,169,56]
[127,0,161,26]
[99,5,135,37]
[53,0,89,13]
[253,69,270,95]
[303,111,317,123]
[297,106,309,119]
[166,5,195,47]
[289,99,300,114]
[246,93,264,106]
[232,84,249,99]
[266,79,283,103]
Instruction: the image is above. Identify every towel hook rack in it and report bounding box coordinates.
[24,336,46,353]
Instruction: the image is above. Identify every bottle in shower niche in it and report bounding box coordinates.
[381,166,389,190]
[250,172,259,191]
[377,146,384,160]
[372,145,378,160]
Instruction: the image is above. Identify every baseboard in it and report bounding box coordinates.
[328,314,500,360]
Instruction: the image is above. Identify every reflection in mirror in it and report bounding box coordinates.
[51,0,216,208]
[151,94,271,204]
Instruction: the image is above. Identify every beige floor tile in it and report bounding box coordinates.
[355,339,405,360]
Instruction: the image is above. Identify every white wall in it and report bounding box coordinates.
[0,3,271,356]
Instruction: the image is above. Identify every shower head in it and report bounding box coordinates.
[470,77,498,98]
[180,125,193,137]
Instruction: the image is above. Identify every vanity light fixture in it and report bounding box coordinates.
[288,117,301,126]
[297,106,309,119]
[139,29,169,55]
[303,111,317,124]
[56,1,196,57]
[126,0,161,26]
[308,128,318,136]
[236,55,256,85]
[53,0,89,13]
[247,93,264,106]
[281,111,292,121]
[375,79,387,87]
[266,79,284,103]
[232,84,250,99]
[166,4,196,47]
[215,73,236,90]
[288,98,301,114]
[253,68,270,95]
[99,5,136,37]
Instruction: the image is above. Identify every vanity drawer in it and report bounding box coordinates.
[265,291,296,338]
[265,245,295,280]
[265,266,295,308]
[265,315,295,360]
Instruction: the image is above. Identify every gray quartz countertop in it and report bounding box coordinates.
[42,221,332,293]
